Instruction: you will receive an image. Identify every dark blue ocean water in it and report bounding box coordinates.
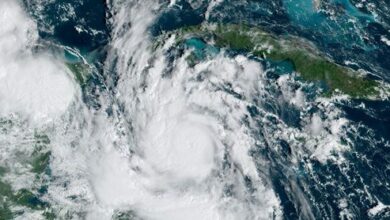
[154,0,390,80]
[23,0,390,219]
[24,0,109,52]
[151,1,390,218]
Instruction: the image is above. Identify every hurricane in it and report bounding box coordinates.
[1,0,390,219]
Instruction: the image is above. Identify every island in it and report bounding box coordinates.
[158,24,383,99]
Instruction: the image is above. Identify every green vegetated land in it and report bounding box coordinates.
[172,24,380,98]
[0,126,55,219]
[65,62,91,85]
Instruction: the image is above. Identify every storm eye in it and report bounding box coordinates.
[2,0,389,219]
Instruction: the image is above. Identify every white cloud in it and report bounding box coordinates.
[381,36,390,46]
[0,0,77,124]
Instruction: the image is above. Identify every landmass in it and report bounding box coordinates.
[160,24,384,99]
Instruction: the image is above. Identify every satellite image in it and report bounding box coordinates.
[0,0,390,219]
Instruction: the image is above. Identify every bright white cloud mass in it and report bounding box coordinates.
[0,0,76,124]
[1,0,388,219]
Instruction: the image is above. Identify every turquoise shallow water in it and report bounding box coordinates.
[1,0,388,219]
[283,0,375,51]
[185,38,219,60]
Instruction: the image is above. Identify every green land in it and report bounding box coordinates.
[170,24,381,98]
[0,129,54,219]
[65,62,91,85]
